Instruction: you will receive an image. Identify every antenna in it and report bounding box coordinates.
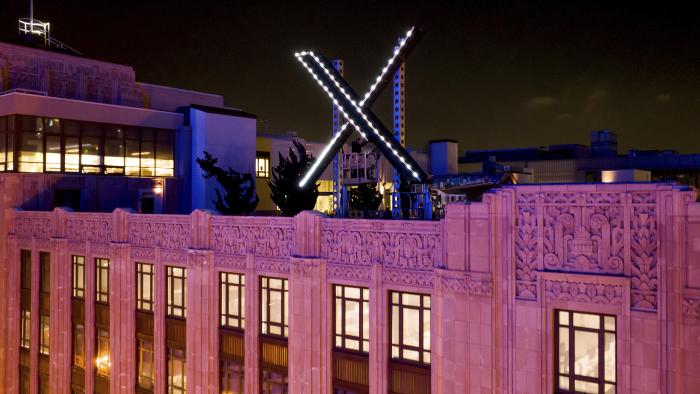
[18,0,82,55]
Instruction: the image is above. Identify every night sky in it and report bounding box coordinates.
[2,1,700,154]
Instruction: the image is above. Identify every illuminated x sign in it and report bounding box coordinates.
[295,27,428,188]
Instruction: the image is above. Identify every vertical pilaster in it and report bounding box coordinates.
[29,240,39,394]
[84,243,95,394]
[5,236,20,394]
[185,249,218,393]
[109,243,134,393]
[49,238,71,394]
[153,248,166,394]
[368,262,386,394]
[288,257,328,393]
[244,255,259,394]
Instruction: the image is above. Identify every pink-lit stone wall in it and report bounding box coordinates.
[0,183,698,393]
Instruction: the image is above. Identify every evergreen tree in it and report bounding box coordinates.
[349,183,383,212]
[196,151,259,215]
[269,140,319,216]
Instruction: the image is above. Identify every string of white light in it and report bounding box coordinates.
[296,27,416,188]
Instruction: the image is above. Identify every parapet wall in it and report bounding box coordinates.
[2,183,699,393]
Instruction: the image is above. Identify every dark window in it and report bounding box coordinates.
[260,370,288,394]
[39,314,50,355]
[54,189,81,211]
[220,272,245,330]
[389,291,431,365]
[333,285,369,353]
[221,359,244,394]
[73,323,85,368]
[137,263,154,312]
[137,337,155,390]
[555,310,616,394]
[167,266,186,318]
[167,347,186,393]
[39,252,50,294]
[96,258,110,304]
[260,277,288,338]
[72,255,85,298]
[256,151,271,178]
[20,250,31,290]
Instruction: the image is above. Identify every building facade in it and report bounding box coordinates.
[1,183,699,393]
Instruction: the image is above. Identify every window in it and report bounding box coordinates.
[168,347,186,393]
[256,151,270,178]
[20,310,30,349]
[72,255,85,298]
[389,291,431,365]
[18,115,43,172]
[555,310,616,394]
[260,370,288,394]
[96,328,110,377]
[39,314,50,355]
[220,272,245,329]
[96,258,110,303]
[40,252,50,294]
[167,266,186,318]
[260,277,288,338]
[138,338,155,390]
[221,359,244,394]
[333,285,369,353]
[137,263,155,312]
[20,250,31,290]
[73,323,85,368]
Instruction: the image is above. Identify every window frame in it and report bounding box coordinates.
[388,291,431,366]
[136,262,155,312]
[259,276,288,339]
[95,258,110,304]
[73,322,85,368]
[96,328,110,377]
[332,284,369,354]
[39,314,50,356]
[20,250,31,290]
[137,336,155,390]
[554,309,617,394]
[20,310,30,349]
[166,266,187,319]
[167,347,186,394]
[72,255,85,299]
[220,272,245,330]
[39,252,50,294]
[255,151,271,178]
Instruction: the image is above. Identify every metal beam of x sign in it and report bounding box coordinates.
[295,27,427,188]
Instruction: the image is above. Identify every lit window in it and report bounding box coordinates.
[137,263,155,312]
[73,323,85,368]
[20,310,30,349]
[20,250,31,290]
[39,315,50,356]
[96,258,110,303]
[256,151,270,178]
[221,359,244,394]
[72,255,85,298]
[220,272,245,330]
[40,252,50,294]
[167,266,186,318]
[138,338,155,390]
[168,347,186,393]
[260,277,288,338]
[18,116,43,172]
[555,310,616,393]
[96,328,110,377]
[156,129,174,177]
[389,291,431,365]
[333,285,369,353]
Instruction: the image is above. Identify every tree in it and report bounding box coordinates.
[349,183,383,212]
[269,140,319,216]
[196,151,258,215]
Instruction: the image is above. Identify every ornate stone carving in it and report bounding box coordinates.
[211,217,294,259]
[128,216,190,250]
[161,249,189,264]
[467,276,493,296]
[682,297,700,318]
[254,258,290,274]
[91,243,112,257]
[382,268,434,288]
[66,214,113,243]
[17,237,32,249]
[543,278,624,306]
[326,264,372,282]
[516,204,537,299]
[436,275,468,294]
[630,205,658,310]
[15,213,51,239]
[290,259,322,278]
[321,218,441,270]
[131,247,155,261]
[68,241,86,254]
[213,254,246,269]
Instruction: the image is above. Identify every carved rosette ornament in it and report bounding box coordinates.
[682,297,700,319]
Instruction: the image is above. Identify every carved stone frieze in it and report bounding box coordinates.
[543,278,624,306]
[128,215,190,250]
[326,263,372,282]
[213,254,246,269]
[382,268,434,288]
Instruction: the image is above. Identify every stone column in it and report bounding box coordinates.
[185,249,218,392]
[288,257,329,393]
[5,236,20,394]
[243,255,259,394]
[29,240,39,394]
[369,262,387,394]
[49,238,71,394]
[153,249,166,394]
[84,243,96,394]
[109,243,135,393]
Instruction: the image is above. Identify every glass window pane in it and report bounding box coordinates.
[559,310,570,325]
[605,383,616,393]
[335,299,342,335]
[156,142,173,176]
[402,308,420,347]
[362,301,369,340]
[403,293,420,307]
[391,306,399,345]
[45,118,61,134]
[423,310,431,351]
[559,376,570,390]
[270,291,282,323]
[604,316,615,331]
[19,131,43,172]
[64,120,80,136]
[403,349,420,361]
[558,327,570,373]
[573,312,600,329]
[575,380,598,394]
[141,141,155,176]
[65,137,80,172]
[105,138,124,167]
[574,330,599,378]
[45,135,61,171]
[344,300,360,337]
[82,123,101,137]
[605,332,616,382]
[126,139,140,175]
[81,136,100,166]
[345,287,360,299]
